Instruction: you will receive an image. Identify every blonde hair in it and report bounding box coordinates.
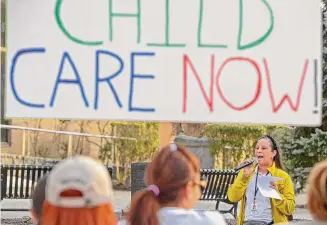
[307,160,327,221]
[41,190,117,225]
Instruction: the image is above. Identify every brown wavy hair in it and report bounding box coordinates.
[307,160,327,221]
[126,144,200,225]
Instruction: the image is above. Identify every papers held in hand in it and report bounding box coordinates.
[257,176,283,200]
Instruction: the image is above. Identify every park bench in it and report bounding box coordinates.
[0,164,113,211]
[200,169,239,218]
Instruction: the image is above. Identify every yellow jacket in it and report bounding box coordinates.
[227,162,295,225]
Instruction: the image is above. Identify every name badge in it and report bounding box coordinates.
[250,202,259,215]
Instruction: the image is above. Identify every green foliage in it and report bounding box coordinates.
[277,129,327,193]
[111,122,159,163]
[92,121,159,186]
[99,142,112,165]
[203,124,286,168]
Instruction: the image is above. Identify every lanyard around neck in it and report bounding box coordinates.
[253,167,269,202]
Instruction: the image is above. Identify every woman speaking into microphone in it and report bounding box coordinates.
[228,135,295,225]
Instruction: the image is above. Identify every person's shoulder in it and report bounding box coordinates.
[158,208,227,225]
[274,168,291,179]
[194,210,227,225]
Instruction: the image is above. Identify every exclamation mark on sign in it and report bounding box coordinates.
[313,59,319,114]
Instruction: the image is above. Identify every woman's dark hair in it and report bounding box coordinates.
[127,144,200,225]
[259,135,292,221]
[259,135,283,170]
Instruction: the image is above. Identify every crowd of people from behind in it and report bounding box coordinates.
[29,135,327,225]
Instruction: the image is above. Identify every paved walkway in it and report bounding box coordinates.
[295,193,307,207]
[1,190,312,221]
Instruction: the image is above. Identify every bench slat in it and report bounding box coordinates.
[219,172,230,199]
[8,166,14,198]
[19,167,25,198]
[14,167,20,198]
[211,171,220,199]
[216,171,226,199]
[25,166,31,199]
[207,171,216,199]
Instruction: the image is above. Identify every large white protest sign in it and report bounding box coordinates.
[6,0,322,125]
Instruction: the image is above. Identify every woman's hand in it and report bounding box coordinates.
[269,181,278,192]
[243,158,255,177]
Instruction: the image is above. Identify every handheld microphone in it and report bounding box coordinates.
[234,157,258,172]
